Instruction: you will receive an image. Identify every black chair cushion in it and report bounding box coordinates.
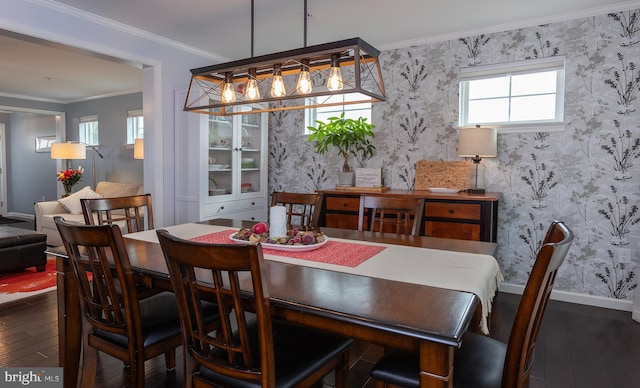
[370,332,506,388]
[94,292,219,348]
[198,320,353,388]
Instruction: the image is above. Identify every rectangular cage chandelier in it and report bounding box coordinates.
[183,37,386,116]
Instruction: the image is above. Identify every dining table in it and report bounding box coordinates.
[52,218,501,388]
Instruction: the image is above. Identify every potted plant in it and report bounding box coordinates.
[307,112,376,186]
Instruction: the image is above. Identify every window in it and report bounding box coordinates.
[126,109,144,144]
[304,93,372,134]
[79,115,99,145]
[459,56,566,132]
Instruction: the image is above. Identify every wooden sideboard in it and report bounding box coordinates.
[316,188,501,242]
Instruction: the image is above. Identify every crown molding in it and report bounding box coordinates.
[378,0,640,51]
[33,0,229,62]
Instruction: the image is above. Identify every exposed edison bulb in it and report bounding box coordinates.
[221,72,236,103]
[327,53,343,91]
[296,59,313,94]
[245,68,260,100]
[271,64,286,97]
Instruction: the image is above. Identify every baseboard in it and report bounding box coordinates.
[6,212,34,221]
[500,282,633,311]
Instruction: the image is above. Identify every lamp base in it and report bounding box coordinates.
[467,188,486,195]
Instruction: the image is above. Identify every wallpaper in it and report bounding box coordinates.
[268,8,640,301]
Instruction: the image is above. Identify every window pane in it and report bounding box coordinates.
[305,93,372,134]
[127,116,144,143]
[459,57,565,130]
[510,95,557,121]
[468,77,510,99]
[511,71,557,96]
[468,98,509,123]
[79,120,99,146]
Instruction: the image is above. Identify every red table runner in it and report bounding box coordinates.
[190,229,385,267]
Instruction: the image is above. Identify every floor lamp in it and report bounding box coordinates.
[51,142,104,189]
[458,126,497,194]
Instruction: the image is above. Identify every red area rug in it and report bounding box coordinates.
[0,259,57,305]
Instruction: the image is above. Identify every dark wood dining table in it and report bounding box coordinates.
[52,218,497,388]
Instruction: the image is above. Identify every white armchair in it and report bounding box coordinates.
[35,181,144,246]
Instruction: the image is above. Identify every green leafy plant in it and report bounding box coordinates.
[307,112,375,172]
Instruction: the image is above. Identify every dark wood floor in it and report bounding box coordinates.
[1,289,639,387]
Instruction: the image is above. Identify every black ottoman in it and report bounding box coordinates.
[0,226,47,272]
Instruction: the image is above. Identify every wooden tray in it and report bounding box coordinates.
[335,186,390,192]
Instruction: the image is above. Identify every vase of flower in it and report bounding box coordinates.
[57,166,84,198]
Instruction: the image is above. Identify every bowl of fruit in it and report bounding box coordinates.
[230,222,328,252]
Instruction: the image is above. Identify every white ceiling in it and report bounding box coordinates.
[1,0,638,103]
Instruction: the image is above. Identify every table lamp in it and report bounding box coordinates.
[458,126,497,194]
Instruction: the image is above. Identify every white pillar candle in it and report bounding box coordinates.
[269,205,287,238]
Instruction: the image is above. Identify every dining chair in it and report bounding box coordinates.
[270,191,323,229]
[357,195,425,236]
[54,216,186,387]
[81,193,161,300]
[369,220,574,388]
[156,229,354,388]
[80,193,154,233]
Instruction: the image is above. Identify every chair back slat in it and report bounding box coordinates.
[271,192,323,229]
[358,195,425,236]
[503,220,574,387]
[81,194,154,233]
[157,230,276,386]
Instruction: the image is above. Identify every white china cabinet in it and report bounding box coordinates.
[174,89,268,223]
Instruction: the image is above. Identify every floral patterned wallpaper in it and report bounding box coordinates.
[268,8,640,301]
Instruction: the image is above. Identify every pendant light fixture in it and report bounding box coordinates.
[184,0,385,116]
[296,58,313,94]
[270,64,286,97]
[326,53,343,91]
[221,72,236,103]
[245,68,260,100]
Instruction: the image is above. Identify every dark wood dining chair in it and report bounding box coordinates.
[54,216,185,388]
[357,195,425,236]
[81,193,160,300]
[80,193,154,233]
[369,220,574,388]
[156,229,354,388]
[271,191,323,229]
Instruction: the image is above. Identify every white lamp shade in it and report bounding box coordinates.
[51,142,86,159]
[134,138,144,159]
[458,127,497,157]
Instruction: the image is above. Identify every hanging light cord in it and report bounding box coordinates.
[303,0,307,47]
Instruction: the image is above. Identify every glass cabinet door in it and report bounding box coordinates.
[238,108,262,195]
[207,116,233,196]
[206,107,265,198]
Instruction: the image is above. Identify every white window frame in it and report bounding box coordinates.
[79,115,99,145]
[304,94,372,134]
[126,109,144,144]
[459,56,567,133]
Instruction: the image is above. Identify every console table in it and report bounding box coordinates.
[316,188,501,242]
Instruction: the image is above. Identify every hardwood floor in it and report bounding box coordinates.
[1,290,639,387]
